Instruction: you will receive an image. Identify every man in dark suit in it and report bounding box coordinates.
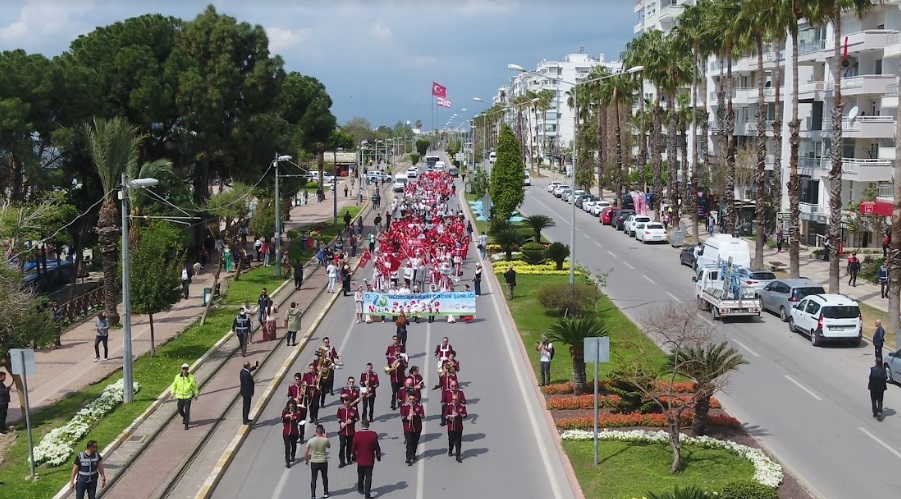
[869,357,888,420]
[240,361,259,425]
[873,320,886,359]
[350,419,382,499]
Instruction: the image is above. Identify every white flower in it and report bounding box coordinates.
[33,379,140,466]
[560,429,783,488]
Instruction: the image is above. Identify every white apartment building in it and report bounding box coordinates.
[634,0,901,248]
[501,51,624,165]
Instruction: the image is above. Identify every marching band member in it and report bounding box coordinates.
[387,352,408,411]
[318,337,341,402]
[337,395,360,468]
[400,393,425,465]
[440,379,467,428]
[340,376,362,407]
[287,372,305,404]
[445,351,461,373]
[434,337,454,362]
[432,361,458,392]
[301,364,321,424]
[396,377,421,408]
[405,365,425,392]
[360,363,380,422]
[385,335,404,361]
[443,393,468,463]
[281,399,303,468]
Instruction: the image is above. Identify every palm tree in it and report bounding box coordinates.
[566,86,595,191]
[668,342,747,436]
[523,214,556,242]
[86,116,172,325]
[489,222,529,261]
[534,89,555,168]
[623,32,656,198]
[657,36,693,222]
[547,316,608,395]
[673,94,699,224]
[634,29,669,220]
[718,0,745,235]
[601,75,637,201]
[584,66,610,195]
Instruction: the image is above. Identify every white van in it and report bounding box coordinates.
[392,173,408,193]
[434,161,446,171]
[488,152,497,164]
[695,234,751,270]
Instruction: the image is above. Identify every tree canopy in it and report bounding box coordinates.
[489,124,525,224]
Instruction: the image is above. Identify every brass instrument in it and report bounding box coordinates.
[438,361,457,377]
[385,358,401,374]
[319,357,334,382]
[297,381,308,409]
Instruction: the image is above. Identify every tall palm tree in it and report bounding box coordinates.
[631,29,668,220]
[674,94,699,223]
[585,66,610,195]
[534,89,555,168]
[657,36,693,222]
[719,0,745,235]
[623,32,655,200]
[523,214,556,242]
[86,116,173,325]
[601,75,637,201]
[547,316,608,395]
[566,86,595,191]
[668,342,747,436]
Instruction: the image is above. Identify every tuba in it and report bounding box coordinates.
[384,358,401,374]
[319,357,333,382]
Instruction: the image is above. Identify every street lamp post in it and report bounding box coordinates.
[333,147,343,226]
[272,154,292,276]
[120,174,159,403]
[509,64,643,285]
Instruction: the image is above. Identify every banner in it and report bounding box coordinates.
[363,292,476,317]
[436,96,451,108]
[432,81,447,98]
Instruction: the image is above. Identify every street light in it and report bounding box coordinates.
[333,147,343,226]
[272,154,292,276]
[120,174,159,403]
[510,63,643,285]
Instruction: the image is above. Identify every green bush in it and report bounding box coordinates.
[647,486,718,499]
[536,283,600,316]
[545,241,570,270]
[719,480,778,499]
[521,242,546,265]
[859,256,883,284]
[410,153,420,165]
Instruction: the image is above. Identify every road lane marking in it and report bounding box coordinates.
[607,250,616,258]
[731,339,760,358]
[783,375,822,401]
[583,233,592,240]
[272,468,291,498]
[665,292,683,304]
[859,427,901,460]
[623,261,635,269]
[594,242,604,249]
[416,322,433,499]
[643,275,655,284]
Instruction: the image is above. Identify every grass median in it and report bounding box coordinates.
[0,266,287,498]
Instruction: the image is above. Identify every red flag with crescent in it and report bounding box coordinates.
[432,81,447,98]
[359,250,372,268]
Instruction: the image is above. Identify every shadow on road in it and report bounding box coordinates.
[460,447,488,460]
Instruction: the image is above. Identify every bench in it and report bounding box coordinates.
[769,261,787,272]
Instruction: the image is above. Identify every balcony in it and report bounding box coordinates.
[658,3,683,20]
[842,30,899,55]
[634,22,643,34]
[879,146,896,160]
[841,158,893,182]
[885,33,901,58]
[797,39,826,59]
[823,116,896,139]
[839,74,897,97]
[797,80,825,101]
[800,202,822,215]
[883,84,899,108]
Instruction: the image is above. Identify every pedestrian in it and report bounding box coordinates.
[344,210,352,231]
[240,360,259,425]
[285,302,302,346]
[357,216,364,235]
[847,253,860,286]
[293,259,304,290]
[879,262,889,298]
[822,239,831,262]
[282,399,302,468]
[181,264,192,299]
[349,234,358,257]
[282,252,291,277]
[305,424,331,499]
[354,285,365,324]
[238,225,249,247]
[869,357,888,420]
[254,237,263,261]
[395,312,410,349]
[883,232,891,259]
[368,232,375,253]
[0,371,10,433]
[50,299,65,347]
[536,334,554,387]
[473,263,482,296]
[776,229,784,254]
[263,304,278,341]
[232,307,252,357]
[94,311,110,362]
[344,184,349,197]
[503,265,517,299]
[478,233,488,260]
[303,189,309,205]
[337,395,360,468]
[350,419,382,499]
[341,265,352,296]
[326,261,338,293]
[171,363,199,429]
[373,214,382,233]
[257,288,271,325]
[443,393,468,463]
[873,320,886,359]
[69,440,106,499]
[262,240,271,267]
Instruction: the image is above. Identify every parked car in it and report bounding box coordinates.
[758,278,825,322]
[548,181,561,193]
[523,170,531,186]
[883,348,901,383]
[614,210,635,231]
[600,207,619,225]
[578,195,598,211]
[590,200,611,216]
[553,184,571,197]
[637,222,668,243]
[568,190,586,204]
[573,193,590,208]
[559,188,572,200]
[625,215,651,236]
[788,293,862,347]
[406,166,419,178]
[680,244,698,267]
[367,172,389,183]
[736,268,777,293]
[448,166,459,177]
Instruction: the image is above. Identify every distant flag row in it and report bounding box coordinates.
[432,81,451,108]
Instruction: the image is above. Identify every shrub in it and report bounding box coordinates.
[546,394,626,410]
[410,153,420,165]
[536,283,600,316]
[545,241,570,270]
[554,412,741,430]
[647,486,717,499]
[520,242,546,265]
[859,256,882,284]
[719,480,778,499]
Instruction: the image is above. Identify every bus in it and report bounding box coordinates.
[425,155,440,168]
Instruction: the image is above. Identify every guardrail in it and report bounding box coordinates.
[59,285,104,322]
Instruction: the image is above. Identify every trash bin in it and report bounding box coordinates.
[203,287,213,305]
[670,229,686,247]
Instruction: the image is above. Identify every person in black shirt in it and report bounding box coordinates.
[69,440,106,499]
[869,358,888,420]
[0,371,10,433]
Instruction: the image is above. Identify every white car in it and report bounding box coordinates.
[406,167,419,178]
[567,189,586,203]
[547,181,561,193]
[788,294,862,347]
[553,185,571,197]
[523,171,531,186]
[591,201,612,216]
[637,222,668,243]
[625,215,651,236]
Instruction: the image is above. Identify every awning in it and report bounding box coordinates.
[859,200,893,217]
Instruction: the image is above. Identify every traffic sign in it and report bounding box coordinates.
[583,337,610,364]
[9,348,36,375]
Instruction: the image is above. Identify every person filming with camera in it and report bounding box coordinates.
[536,334,554,387]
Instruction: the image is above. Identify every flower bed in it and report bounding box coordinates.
[492,261,579,275]
[542,380,698,395]
[546,393,720,411]
[33,379,141,466]
[560,429,784,488]
[555,412,741,430]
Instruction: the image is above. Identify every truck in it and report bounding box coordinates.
[693,260,761,320]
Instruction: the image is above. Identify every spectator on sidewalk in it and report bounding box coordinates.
[171,364,199,430]
[879,262,889,298]
[51,300,65,347]
[368,232,375,253]
[344,184,349,197]
[473,264,482,296]
[262,240,271,267]
[181,264,193,300]
[478,233,488,260]
[263,305,278,341]
[257,289,272,325]
[344,210,352,232]
[238,225,248,247]
[285,302,303,346]
[240,361,259,425]
[326,261,339,293]
[354,285,365,324]
[847,253,861,287]
[503,265,517,299]
[69,440,106,499]
[254,238,263,262]
[305,424,331,498]
[94,312,110,362]
[776,229,784,254]
[869,357,888,420]
[0,371,11,433]
[883,232,891,259]
[293,260,304,290]
[536,335,554,387]
[233,307,253,357]
[357,216,364,235]
[873,320,886,359]
[349,234,358,257]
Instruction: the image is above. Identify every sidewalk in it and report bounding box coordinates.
[1,194,362,426]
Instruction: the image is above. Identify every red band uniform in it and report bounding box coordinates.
[301,368,321,423]
[443,400,468,462]
[337,399,360,467]
[400,397,425,464]
[360,370,380,422]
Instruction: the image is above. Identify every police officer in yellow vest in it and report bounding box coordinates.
[171,363,199,430]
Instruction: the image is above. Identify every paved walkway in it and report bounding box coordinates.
[1,192,362,426]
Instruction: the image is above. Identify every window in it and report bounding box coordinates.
[822,306,860,319]
[792,287,824,300]
[799,179,819,205]
[805,300,820,315]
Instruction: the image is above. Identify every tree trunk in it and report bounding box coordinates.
[149,313,156,357]
[754,39,768,268]
[667,92,679,221]
[97,200,121,325]
[652,97,664,221]
[789,33,802,278]
[233,249,245,281]
[679,119,689,227]
[200,244,223,325]
[691,50,700,243]
[666,413,682,473]
[615,93,624,203]
[773,37,785,265]
[827,10,844,293]
[698,57,709,245]
[638,93,648,185]
[692,394,712,436]
[724,54,737,236]
[597,104,606,197]
[891,56,901,347]
[571,349,587,395]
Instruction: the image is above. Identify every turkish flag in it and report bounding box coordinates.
[389,254,403,272]
[359,250,372,268]
[432,81,447,98]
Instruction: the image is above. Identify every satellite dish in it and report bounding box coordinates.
[848,106,859,122]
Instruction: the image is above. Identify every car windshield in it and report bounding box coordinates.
[749,272,776,280]
[792,287,824,299]
[646,223,664,229]
[821,306,860,319]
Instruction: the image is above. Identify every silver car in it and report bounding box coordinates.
[736,269,777,293]
[758,278,825,322]
[884,349,901,384]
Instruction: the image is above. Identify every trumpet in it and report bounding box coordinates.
[297,381,308,409]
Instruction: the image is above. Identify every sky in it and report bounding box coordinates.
[0,0,637,130]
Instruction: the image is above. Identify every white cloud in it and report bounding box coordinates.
[267,26,313,55]
[0,0,95,46]
[369,22,392,40]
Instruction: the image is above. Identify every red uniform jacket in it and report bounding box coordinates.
[396,386,422,405]
[337,406,359,436]
[282,409,301,436]
[287,383,304,401]
[385,344,405,359]
[388,357,408,384]
[360,372,379,396]
[441,388,467,406]
[340,386,361,404]
[400,403,425,433]
[443,403,468,432]
[351,429,381,467]
[404,373,424,390]
[301,372,320,399]
[436,372,458,391]
[434,343,454,360]
[323,346,339,361]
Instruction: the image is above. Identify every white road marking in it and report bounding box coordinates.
[623,261,635,270]
[665,292,683,304]
[272,468,291,498]
[583,233,592,240]
[643,275,655,284]
[594,242,604,249]
[731,339,760,358]
[700,316,716,327]
[607,250,617,258]
[783,375,822,401]
[416,322,433,499]
[859,427,901,460]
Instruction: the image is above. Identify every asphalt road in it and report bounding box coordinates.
[521,178,900,499]
[212,175,577,499]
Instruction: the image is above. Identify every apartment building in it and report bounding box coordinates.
[634,0,901,248]
[502,51,624,165]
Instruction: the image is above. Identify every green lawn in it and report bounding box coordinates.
[562,440,755,499]
[0,266,288,498]
[286,205,362,262]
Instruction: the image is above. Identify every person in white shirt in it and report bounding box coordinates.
[403,263,415,286]
[536,335,554,387]
[397,283,412,295]
[326,262,338,293]
[354,285,365,323]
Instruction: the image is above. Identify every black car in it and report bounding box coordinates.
[614,210,635,231]
[680,244,697,268]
